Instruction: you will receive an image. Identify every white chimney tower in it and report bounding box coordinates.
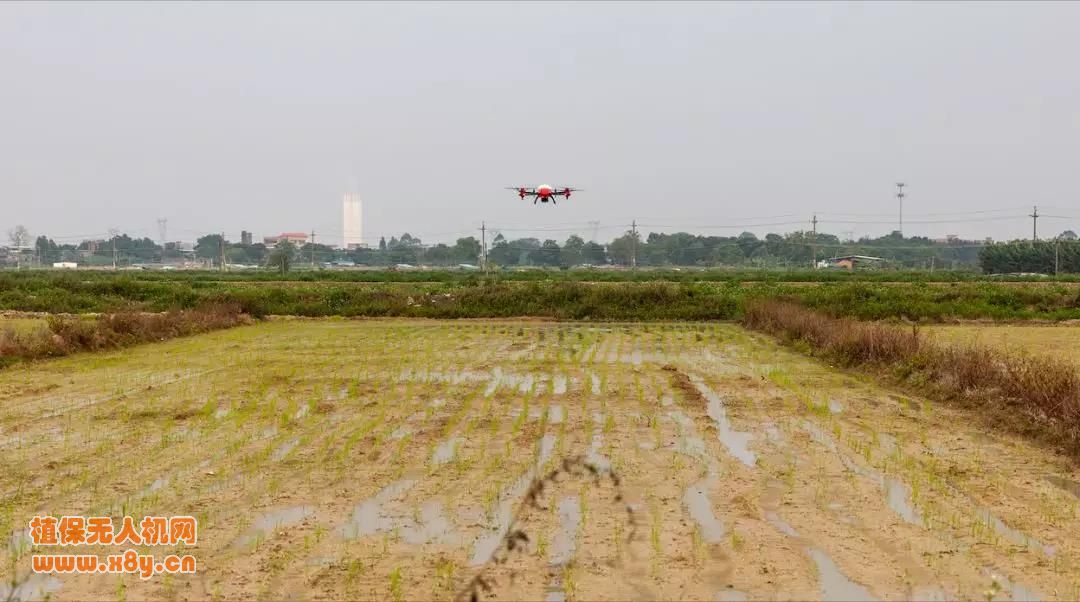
[342,193,363,249]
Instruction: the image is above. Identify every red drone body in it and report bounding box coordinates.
[505,184,581,205]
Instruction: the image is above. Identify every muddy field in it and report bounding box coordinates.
[3,319,1080,601]
[929,324,1080,364]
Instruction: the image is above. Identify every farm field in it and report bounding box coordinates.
[0,316,47,335]
[928,324,1080,364]
[3,320,1080,601]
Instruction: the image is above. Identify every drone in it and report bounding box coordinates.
[505,184,581,205]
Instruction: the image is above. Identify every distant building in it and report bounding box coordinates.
[263,232,309,246]
[821,255,885,270]
[164,241,195,252]
[52,262,78,269]
[343,193,363,249]
[932,234,960,244]
[241,230,253,246]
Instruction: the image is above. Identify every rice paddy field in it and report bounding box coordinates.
[929,324,1080,364]
[4,319,1080,601]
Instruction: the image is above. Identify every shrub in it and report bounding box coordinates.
[0,303,251,366]
[742,299,1080,455]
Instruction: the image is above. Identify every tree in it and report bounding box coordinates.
[452,237,481,264]
[1060,230,1078,241]
[582,241,607,265]
[379,236,387,251]
[35,236,58,264]
[530,239,562,267]
[607,231,641,265]
[561,235,585,267]
[8,225,30,269]
[195,234,225,262]
[266,240,295,274]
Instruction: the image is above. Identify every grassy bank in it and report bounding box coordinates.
[0,303,252,367]
[1,272,1079,321]
[9,267,1080,285]
[742,299,1080,456]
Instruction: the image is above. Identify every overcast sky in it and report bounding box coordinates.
[2,1,1078,246]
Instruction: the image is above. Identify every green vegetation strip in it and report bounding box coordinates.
[3,272,1080,321]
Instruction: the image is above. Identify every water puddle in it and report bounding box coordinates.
[763,422,783,443]
[553,376,567,395]
[272,438,299,461]
[590,374,601,395]
[878,433,898,456]
[432,437,464,467]
[400,501,462,545]
[1045,475,1080,500]
[143,477,170,495]
[911,587,951,601]
[810,548,877,601]
[0,573,63,602]
[691,376,756,467]
[485,368,502,397]
[548,405,565,424]
[765,511,799,537]
[976,509,1055,557]
[587,414,611,473]
[8,529,31,558]
[429,398,447,409]
[390,426,412,440]
[342,479,419,539]
[660,393,674,407]
[883,478,920,526]
[237,506,314,548]
[986,568,1041,602]
[213,407,230,419]
[805,421,922,526]
[669,410,707,459]
[470,435,557,565]
[539,434,556,463]
[549,496,581,566]
[684,471,725,542]
[827,399,844,414]
[714,591,748,602]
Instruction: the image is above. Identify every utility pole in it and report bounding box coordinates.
[157,218,168,246]
[895,182,906,237]
[220,232,226,271]
[1055,237,1060,276]
[630,220,638,270]
[480,221,487,272]
[811,213,818,269]
[310,230,316,269]
[109,228,118,270]
[1030,206,1039,245]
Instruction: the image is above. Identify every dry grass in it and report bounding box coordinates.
[0,303,251,366]
[743,299,1080,455]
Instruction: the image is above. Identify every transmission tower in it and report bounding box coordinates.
[895,182,906,236]
[588,220,600,243]
[157,218,168,245]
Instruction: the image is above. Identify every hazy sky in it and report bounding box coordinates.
[2,1,1078,246]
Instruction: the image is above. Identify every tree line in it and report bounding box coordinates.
[8,224,1079,272]
[978,236,1080,275]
